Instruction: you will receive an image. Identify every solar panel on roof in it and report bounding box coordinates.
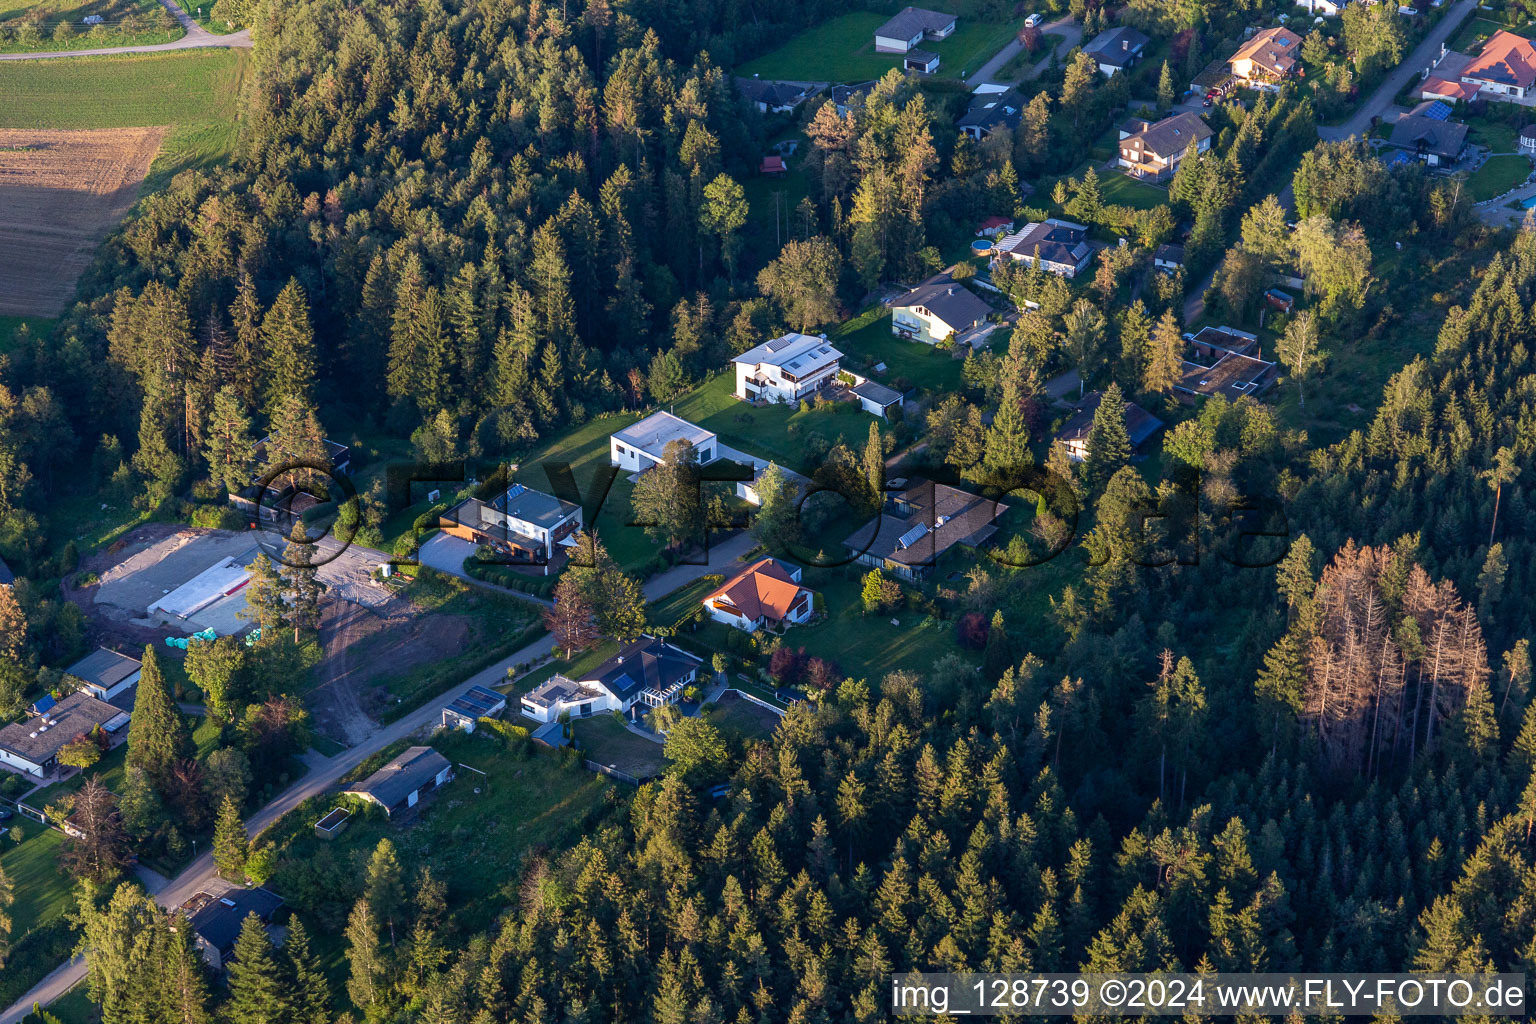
[1421,101,1451,120]
[897,522,929,549]
[504,483,527,502]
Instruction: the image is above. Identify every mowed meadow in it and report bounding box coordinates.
[0,49,246,315]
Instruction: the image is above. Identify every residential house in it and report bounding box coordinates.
[1177,326,1278,401]
[0,556,12,588]
[1297,0,1347,15]
[902,48,941,73]
[992,218,1094,278]
[441,684,508,733]
[735,78,816,113]
[701,557,814,633]
[733,333,844,404]
[610,411,719,471]
[1227,26,1304,90]
[231,435,352,525]
[874,7,957,52]
[0,690,128,778]
[63,648,142,704]
[1083,26,1149,75]
[1387,112,1468,166]
[760,154,787,176]
[958,86,1024,139]
[842,478,1007,581]
[1054,390,1164,461]
[520,637,702,723]
[1154,243,1186,272]
[976,215,1016,238]
[1459,31,1536,99]
[890,274,992,345]
[1118,111,1213,181]
[831,81,877,115]
[737,461,811,505]
[342,746,453,817]
[178,888,285,971]
[439,482,583,563]
[1119,116,1152,138]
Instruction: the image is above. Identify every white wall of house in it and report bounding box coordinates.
[734,360,840,404]
[1463,76,1526,98]
[83,670,141,704]
[875,30,922,52]
[520,688,622,724]
[610,436,718,472]
[891,306,958,345]
[0,748,46,776]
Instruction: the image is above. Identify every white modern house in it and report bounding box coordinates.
[63,648,142,703]
[609,411,719,472]
[732,333,844,404]
[519,637,702,723]
[439,482,583,563]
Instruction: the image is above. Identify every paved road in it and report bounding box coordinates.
[0,530,758,1024]
[1317,0,1477,141]
[970,14,1081,87]
[0,0,249,60]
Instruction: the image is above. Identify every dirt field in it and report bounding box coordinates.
[0,126,164,316]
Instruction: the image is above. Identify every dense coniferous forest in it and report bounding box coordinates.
[0,0,1533,1018]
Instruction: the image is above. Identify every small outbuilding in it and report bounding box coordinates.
[63,648,143,704]
[343,746,453,817]
[1521,124,1536,153]
[441,684,508,733]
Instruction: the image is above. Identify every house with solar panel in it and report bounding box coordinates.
[519,636,703,724]
[841,478,1007,581]
[732,333,845,404]
[441,684,509,732]
[439,482,583,563]
[1385,102,1468,167]
[0,690,129,778]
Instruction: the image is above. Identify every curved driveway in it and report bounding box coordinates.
[0,0,250,60]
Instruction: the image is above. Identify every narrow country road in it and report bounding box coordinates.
[969,14,1081,88]
[1317,0,1477,140]
[0,531,756,1024]
[0,0,249,60]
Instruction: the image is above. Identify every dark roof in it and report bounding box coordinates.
[1155,243,1185,264]
[831,81,876,107]
[842,479,1007,567]
[958,87,1024,134]
[584,637,702,702]
[0,691,125,766]
[0,556,12,587]
[735,78,812,108]
[1522,124,1536,140]
[487,482,580,529]
[253,435,349,468]
[187,888,284,956]
[1408,99,1452,120]
[444,684,506,720]
[875,6,955,40]
[64,648,142,692]
[1190,325,1259,356]
[851,379,903,407]
[1055,390,1164,449]
[894,274,991,332]
[1083,26,1149,64]
[904,47,940,66]
[1388,114,1468,159]
[996,219,1093,269]
[1123,111,1213,159]
[345,746,450,808]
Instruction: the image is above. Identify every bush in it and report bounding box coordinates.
[476,717,530,755]
[190,503,246,530]
[956,611,990,649]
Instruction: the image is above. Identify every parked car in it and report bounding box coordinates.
[0,806,14,821]
[1024,12,1043,26]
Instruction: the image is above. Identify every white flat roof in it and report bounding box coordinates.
[612,411,716,461]
[146,554,254,622]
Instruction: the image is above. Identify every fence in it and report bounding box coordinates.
[583,760,654,786]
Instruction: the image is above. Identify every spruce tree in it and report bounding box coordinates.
[125,647,193,791]
[344,899,385,1009]
[225,913,287,1024]
[861,422,884,502]
[283,519,326,641]
[212,794,249,881]
[259,278,317,413]
[365,838,406,946]
[1142,309,1184,394]
[285,918,331,1024]
[163,909,213,1024]
[1081,383,1132,494]
[239,553,289,640]
[982,610,1012,682]
[204,385,255,496]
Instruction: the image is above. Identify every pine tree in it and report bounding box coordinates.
[344,899,385,1009]
[283,519,326,641]
[1142,309,1184,394]
[984,371,1033,475]
[229,271,264,407]
[162,909,212,1024]
[225,913,287,1024]
[285,918,331,1024]
[1157,60,1175,113]
[1081,383,1132,494]
[126,647,193,791]
[982,610,1012,682]
[259,278,317,414]
[365,838,406,946]
[203,386,255,496]
[240,553,288,639]
[213,793,249,880]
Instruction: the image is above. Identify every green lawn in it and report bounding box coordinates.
[1099,171,1172,210]
[1467,113,1520,153]
[671,371,878,475]
[737,7,1016,82]
[24,741,129,811]
[0,314,55,353]
[1465,153,1533,201]
[1447,16,1535,54]
[831,304,994,393]
[704,692,781,743]
[0,50,248,187]
[789,568,974,681]
[510,640,621,693]
[42,984,96,1024]
[2,828,72,934]
[570,714,666,778]
[648,578,715,631]
[0,0,180,53]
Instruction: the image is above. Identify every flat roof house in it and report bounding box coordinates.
[343,746,452,817]
[441,684,508,733]
[842,478,1007,581]
[0,691,128,778]
[1460,31,1536,99]
[1177,326,1278,401]
[891,274,992,345]
[958,87,1024,139]
[610,411,719,472]
[702,558,814,633]
[64,648,142,704]
[733,333,844,404]
[1118,112,1213,181]
[1387,113,1468,166]
[1228,26,1303,90]
[1083,26,1149,76]
[848,376,904,419]
[178,887,285,971]
[1054,390,1165,462]
[992,218,1094,278]
[439,482,583,563]
[874,7,957,53]
[1297,0,1347,16]
[520,637,702,724]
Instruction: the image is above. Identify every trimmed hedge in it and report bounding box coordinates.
[462,559,559,598]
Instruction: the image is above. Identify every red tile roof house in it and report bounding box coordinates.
[760,154,786,176]
[1227,26,1303,91]
[1459,31,1536,100]
[976,215,1015,237]
[701,558,814,633]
